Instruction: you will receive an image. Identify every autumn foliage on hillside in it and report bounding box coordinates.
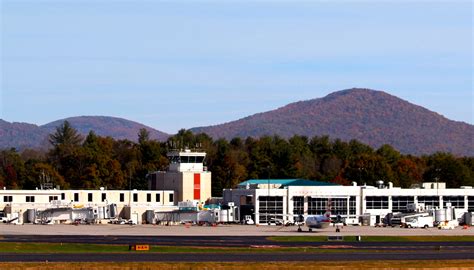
[0,116,169,150]
[192,88,474,156]
[1,124,473,196]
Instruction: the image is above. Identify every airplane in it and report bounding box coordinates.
[297,211,332,232]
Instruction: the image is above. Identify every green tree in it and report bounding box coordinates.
[0,148,26,188]
[24,162,68,189]
[134,129,167,189]
[49,121,82,148]
[423,153,473,187]
[344,153,394,186]
[48,121,83,187]
[377,144,401,165]
[394,157,424,188]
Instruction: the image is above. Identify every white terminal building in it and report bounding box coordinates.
[223,179,474,225]
[0,150,212,225]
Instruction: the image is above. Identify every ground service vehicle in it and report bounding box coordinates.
[405,216,434,228]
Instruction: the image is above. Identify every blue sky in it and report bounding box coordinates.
[1,0,472,133]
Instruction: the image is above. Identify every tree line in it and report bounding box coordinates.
[1,121,473,196]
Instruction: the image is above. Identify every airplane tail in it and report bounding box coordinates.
[323,210,331,222]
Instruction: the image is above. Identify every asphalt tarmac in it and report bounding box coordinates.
[2,224,474,263]
[2,223,473,236]
[2,235,474,249]
[1,251,474,262]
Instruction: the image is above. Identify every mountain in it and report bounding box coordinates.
[0,120,49,150]
[0,116,169,150]
[191,88,474,156]
[2,89,473,155]
[42,116,169,142]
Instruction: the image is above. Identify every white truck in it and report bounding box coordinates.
[405,216,434,228]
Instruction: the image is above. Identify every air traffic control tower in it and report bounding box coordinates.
[147,150,212,204]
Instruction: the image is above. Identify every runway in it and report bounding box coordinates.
[1,235,474,250]
[1,251,474,262]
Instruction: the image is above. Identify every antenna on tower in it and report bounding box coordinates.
[40,170,53,190]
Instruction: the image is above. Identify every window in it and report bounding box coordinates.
[417,196,439,208]
[307,197,328,215]
[246,196,252,205]
[443,196,465,208]
[293,196,304,221]
[307,197,350,215]
[258,196,284,224]
[133,193,138,202]
[88,193,93,202]
[349,196,357,215]
[156,193,161,203]
[120,193,125,202]
[147,193,152,202]
[49,196,58,202]
[391,196,415,213]
[330,198,349,216]
[74,193,79,202]
[365,196,389,210]
[468,196,474,212]
[26,196,35,202]
[61,193,65,200]
[169,193,174,203]
[101,193,106,202]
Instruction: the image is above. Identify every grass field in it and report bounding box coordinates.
[1,261,474,270]
[0,242,373,254]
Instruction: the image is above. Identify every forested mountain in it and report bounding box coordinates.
[191,88,474,156]
[43,116,169,142]
[0,120,49,149]
[1,89,473,156]
[0,116,169,150]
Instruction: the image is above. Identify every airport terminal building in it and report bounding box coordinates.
[1,150,474,226]
[223,179,474,225]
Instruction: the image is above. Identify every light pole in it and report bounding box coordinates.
[267,165,271,224]
[435,168,441,207]
[358,167,364,185]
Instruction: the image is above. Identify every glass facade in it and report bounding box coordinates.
[292,196,304,221]
[443,196,465,208]
[307,197,328,215]
[468,196,474,212]
[307,197,353,215]
[391,196,415,212]
[365,196,389,209]
[417,196,439,208]
[349,196,357,215]
[259,196,283,224]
